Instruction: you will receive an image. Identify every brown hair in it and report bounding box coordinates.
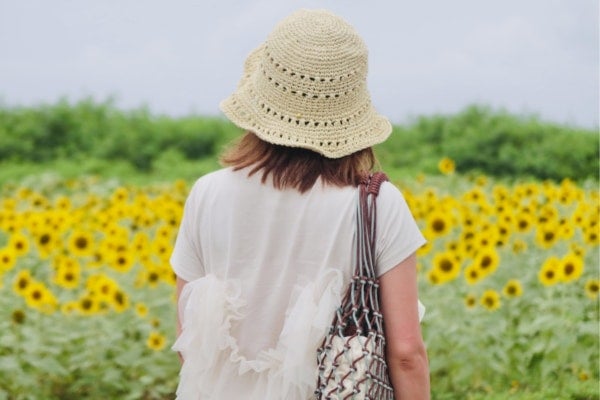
[220,131,377,193]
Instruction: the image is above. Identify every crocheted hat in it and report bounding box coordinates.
[219,9,392,159]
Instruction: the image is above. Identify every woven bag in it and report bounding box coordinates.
[315,172,394,400]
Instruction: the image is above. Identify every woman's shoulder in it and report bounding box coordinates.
[376,181,413,215]
[378,181,407,201]
[190,167,239,189]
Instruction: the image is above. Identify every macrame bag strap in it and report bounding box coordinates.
[356,172,388,279]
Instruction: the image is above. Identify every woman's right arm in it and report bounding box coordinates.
[379,253,430,400]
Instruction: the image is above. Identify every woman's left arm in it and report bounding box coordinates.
[175,276,188,364]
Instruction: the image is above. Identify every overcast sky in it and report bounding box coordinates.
[1,0,598,128]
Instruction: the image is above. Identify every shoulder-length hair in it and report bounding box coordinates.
[220,131,377,193]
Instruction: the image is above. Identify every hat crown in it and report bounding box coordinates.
[266,9,368,81]
[252,9,370,122]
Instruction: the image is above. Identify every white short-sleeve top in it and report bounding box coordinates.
[170,167,425,400]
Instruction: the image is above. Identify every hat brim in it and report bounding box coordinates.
[220,45,392,159]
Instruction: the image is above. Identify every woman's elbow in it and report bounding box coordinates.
[386,338,428,371]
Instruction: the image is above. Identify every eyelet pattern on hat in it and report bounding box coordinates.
[220,9,392,159]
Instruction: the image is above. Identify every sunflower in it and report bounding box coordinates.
[61,301,77,315]
[78,295,100,316]
[30,193,49,209]
[156,224,174,241]
[464,264,483,285]
[109,251,135,273]
[111,187,130,204]
[535,225,560,249]
[584,279,599,300]
[474,229,499,250]
[571,204,587,227]
[502,279,523,298]
[464,294,477,309]
[13,270,32,295]
[132,232,150,253]
[438,157,456,175]
[511,239,527,254]
[53,264,81,290]
[87,274,119,302]
[8,232,30,256]
[432,252,461,283]
[473,248,500,277]
[146,331,167,351]
[111,289,130,313]
[462,188,487,205]
[492,185,509,203]
[152,237,172,262]
[11,309,26,325]
[135,302,149,318]
[538,257,562,286]
[416,241,432,257]
[0,247,16,272]
[34,229,57,258]
[514,212,534,233]
[569,243,585,258]
[480,289,501,311]
[24,282,57,313]
[495,222,511,247]
[146,268,162,288]
[559,253,584,283]
[578,370,590,382]
[67,230,95,257]
[54,195,72,211]
[426,269,441,285]
[583,226,599,245]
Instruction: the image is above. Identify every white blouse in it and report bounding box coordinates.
[170,167,425,400]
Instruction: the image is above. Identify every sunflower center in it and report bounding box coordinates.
[519,220,528,229]
[114,291,125,305]
[75,237,88,249]
[564,263,574,275]
[544,232,555,241]
[81,299,92,310]
[432,219,446,232]
[440,259,453,272]
[480,256,492,269]
[11,310,25,324]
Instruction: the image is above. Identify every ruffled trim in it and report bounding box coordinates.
[172,270,344,400]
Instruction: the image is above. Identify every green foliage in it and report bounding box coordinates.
[0,99,597,183]
[375,105,598,181]
[0,98,238,172]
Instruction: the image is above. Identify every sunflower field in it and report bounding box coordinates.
[0,102,598,399]
[0,168,597,399]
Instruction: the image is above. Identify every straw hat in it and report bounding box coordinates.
[219,9,392,159]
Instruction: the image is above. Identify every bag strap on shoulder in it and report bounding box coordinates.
[365,171,388,196]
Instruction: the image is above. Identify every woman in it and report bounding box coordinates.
[171,9,430,400]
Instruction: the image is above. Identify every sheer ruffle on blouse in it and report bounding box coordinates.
[172,269,345,400]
